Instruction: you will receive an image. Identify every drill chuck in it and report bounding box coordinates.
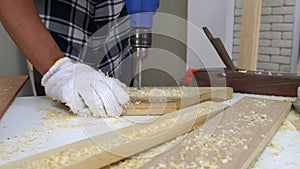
[124,0,160,89]
[130,28,152,59]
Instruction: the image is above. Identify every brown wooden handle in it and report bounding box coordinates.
[213,38,236,71]
[202,27,236,71]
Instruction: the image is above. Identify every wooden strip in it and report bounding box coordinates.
[128,101,178,110]
[238,0,262,70]
[128,87,233,101]
[140,97,292,169]
[0,101,227,169]
[124,87,233,115]
[0,75,28,119]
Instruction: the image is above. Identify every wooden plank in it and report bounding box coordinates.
[0,75,28,119]
[0,101,227,169]
[124,87,233,115]
[140,97,292,169]
[238,0,262,70]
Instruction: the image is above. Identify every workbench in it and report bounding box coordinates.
[0,93,299,168]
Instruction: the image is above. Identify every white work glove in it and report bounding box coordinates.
[41,57,130,117]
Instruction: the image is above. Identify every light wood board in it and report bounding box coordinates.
[140,97,292,168]
[0,75,28,119]
[238,0,262,71]
[124,87,233,115]
[0,101,227,169]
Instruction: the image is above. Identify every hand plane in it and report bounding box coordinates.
[192,27,300,97]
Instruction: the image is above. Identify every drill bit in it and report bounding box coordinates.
[133,48,148,90]
[133,47,147,90]
[138,59,142,90]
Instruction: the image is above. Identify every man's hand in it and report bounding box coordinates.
[41,58,130,117]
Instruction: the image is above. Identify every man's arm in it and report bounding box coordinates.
[0,0,64,75]
[0,0,130,117]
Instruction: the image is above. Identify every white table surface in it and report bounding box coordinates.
[0,93,299,168]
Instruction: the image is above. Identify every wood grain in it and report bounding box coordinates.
[0,101,227,169]
[140,97,292,169]
[124,87,233,115]
[238,0,262,70]
[0,75,28,119]
[193,68,300,97]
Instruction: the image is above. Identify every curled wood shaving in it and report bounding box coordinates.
[290,120,300,131]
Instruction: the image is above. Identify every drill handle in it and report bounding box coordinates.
[125,0,160,28]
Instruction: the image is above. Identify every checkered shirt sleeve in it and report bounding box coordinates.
[34,0,131,76]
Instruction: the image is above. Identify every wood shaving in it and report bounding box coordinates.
[21,145,102,169]
[102,117,180,149]
[128,87,200,101]
[269,143,284,152]
[283,97,297,102]
[133,97,292,169]
[104,134,187,169]
[0,86,13,95]
[3,96,293,169]
[253,99,267,107]
[278,111,300,132]
[268,142,284,157]
[40,109,79,129]
[290,120,300,131]
[0,108,80,161]
[241,111,272,126]
[129,87,182,99]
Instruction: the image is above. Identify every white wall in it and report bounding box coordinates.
[143,0,187,86]
[291,0,300,73]
[0,23,33,96]
[187,0,235,69]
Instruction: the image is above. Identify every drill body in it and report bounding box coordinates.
[124,0,160,88]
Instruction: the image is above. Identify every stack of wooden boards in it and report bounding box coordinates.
[1,87,231,169]
[125,87,233,115]
[140,97,292,168]
[0,87,292,169]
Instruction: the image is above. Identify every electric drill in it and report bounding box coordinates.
[124,0,160,89]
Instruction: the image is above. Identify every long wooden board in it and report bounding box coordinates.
[140,97,292,168]
[0,75,28,119]
[0,101,227,169]
[124,87,233,115]
[238,0,262,70]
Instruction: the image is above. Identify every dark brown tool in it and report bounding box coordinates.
[192,27,300,97]
[203,27,236,70]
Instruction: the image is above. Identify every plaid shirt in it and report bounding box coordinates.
[35,0,132,76]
